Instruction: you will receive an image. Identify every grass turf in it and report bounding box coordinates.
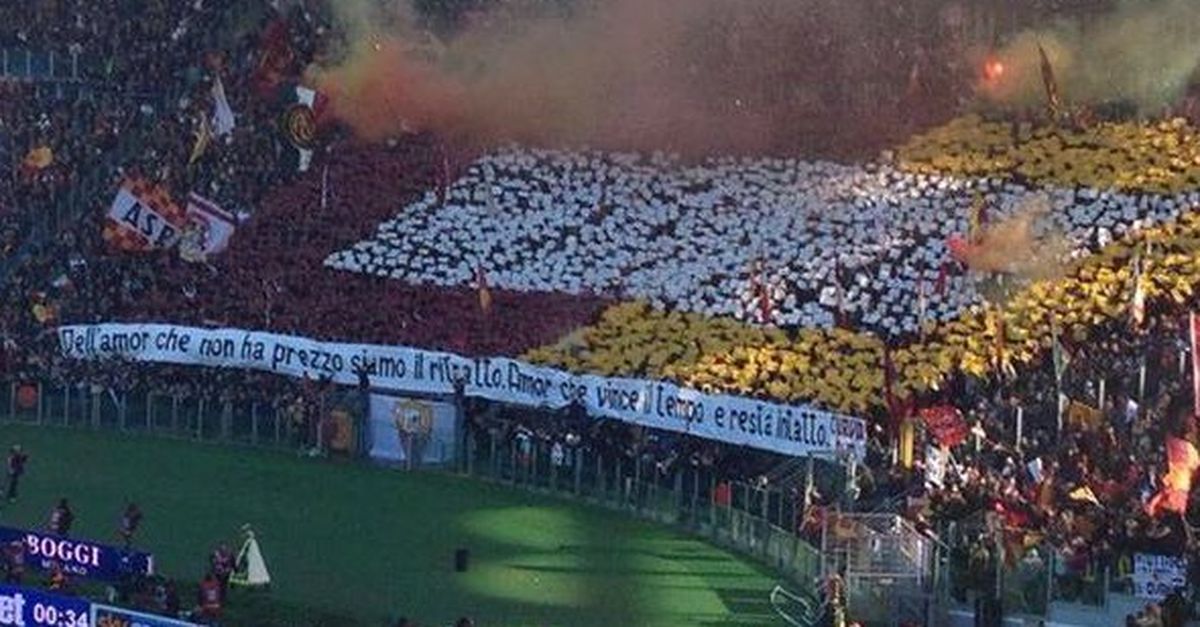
[0,424,782,626]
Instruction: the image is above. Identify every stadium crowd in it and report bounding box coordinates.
[327,145,1198,336]
[3,0,1200,625]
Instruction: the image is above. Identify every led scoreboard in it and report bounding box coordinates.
[0,588,199,627]
[0,585,90,627]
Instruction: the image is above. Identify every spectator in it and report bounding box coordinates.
[6,444,27,502]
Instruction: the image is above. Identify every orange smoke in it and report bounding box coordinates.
[307,37,464,141]
[308,0,960,156]
[953,194,1068,281]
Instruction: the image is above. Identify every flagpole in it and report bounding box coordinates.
[1015,406,1023,452]
[320,165,329,210]
[1057,393,1065,436]
[1192,312,1200,418]
[1051,316,1065,436]
[1138,357,1147,405]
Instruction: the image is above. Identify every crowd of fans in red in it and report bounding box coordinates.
[0,0,1198,625]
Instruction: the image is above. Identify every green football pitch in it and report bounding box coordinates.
[0,424,784,626]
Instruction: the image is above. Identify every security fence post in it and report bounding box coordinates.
[594,452,603,502]
[574,448,582,495]
[632,455,642,512]
[251,403,259,446]
[465,430,475,477]
[615,456,624,506]
[549,446,558,493]
[196,399,205,440]
[90,388,100,429]
[691,468,700,528]
[118,391,127,432]
[673,470,684,524]
[531,441,541,488]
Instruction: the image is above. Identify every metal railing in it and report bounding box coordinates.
[0,377,829,602]
[941,520,1131,620]
[0,49,81,82]
[1,379,300,451]
[459,426,827,592]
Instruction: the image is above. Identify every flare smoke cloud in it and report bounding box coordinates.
[960,194,1069,282]
[981,0,1200,112]
[306,0,903,155]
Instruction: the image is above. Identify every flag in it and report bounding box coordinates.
[189,116,213,167]
[882,346,914,430]
[1051,318,1070,386]
[475,265,493,314]
[1131,252,1147,328]
[211,76,235,137]
[1068,485,1101,506]
[1037,43,1063,118]
[747,260,776,325]
[919,406,969,448]
[1146,437,1200,517]
[968,192,987,244]
[992,312,1012,378]
[253,18,296,98]
[1191,313,1200,417]
[184,193,237,256]
[1067,400,1102,431]
[898,418,915,469]
[934,261,949,296]
[20,146,53,176]
[103,179,188,252]
[279,85,320,172]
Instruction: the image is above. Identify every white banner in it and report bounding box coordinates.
[368,395,457,464]
[1132,553,1188,600]
[57,324,867,461]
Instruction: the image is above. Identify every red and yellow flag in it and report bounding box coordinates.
[1146,437,1200,517]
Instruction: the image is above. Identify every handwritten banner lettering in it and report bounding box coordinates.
[58,324,866,460]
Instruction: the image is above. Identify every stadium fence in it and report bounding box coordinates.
[0,378,826,587]
[0,377,1174,625]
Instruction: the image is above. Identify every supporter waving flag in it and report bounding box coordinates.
[103,179,188,252]
[253,18,296,98]
[1145,436,1200,518]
